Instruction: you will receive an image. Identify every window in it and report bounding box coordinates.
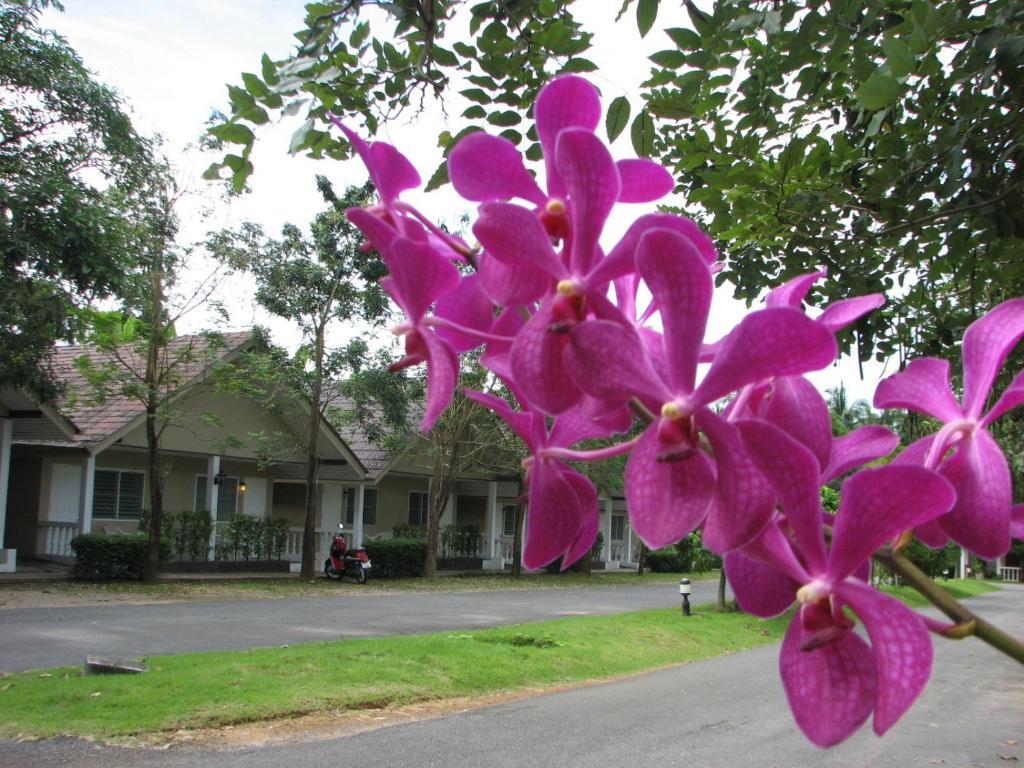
[93,469,144,519]
[408,491,429,526]
[194,475,238,521]
[502,505,518,536]
[611,514,625,541]
[345,487,378,526]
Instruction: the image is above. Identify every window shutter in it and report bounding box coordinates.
[363,488,377,525]
[93,470,118,517]
[117,472,144,519]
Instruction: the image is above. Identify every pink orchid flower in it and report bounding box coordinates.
[733,420,956,747]
[874,298,1024,558]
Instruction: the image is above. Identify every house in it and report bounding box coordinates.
[0,332,640,572]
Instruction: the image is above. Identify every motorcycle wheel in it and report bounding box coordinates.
[324,559,341,580]
[349,563,368,584]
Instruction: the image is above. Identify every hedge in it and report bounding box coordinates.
[363,538,427,578]
[70,533,170,581]
[645,547,688,573]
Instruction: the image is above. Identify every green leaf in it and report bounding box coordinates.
[241,72,269,99]
[649,50,687,69]
[260,54,278,86]
[208,123,254,145]
[561,58,598,73]
[462,105,486,119]
[424,159,450,192]
[665,27,700,49]
[606,96,631,142]
[487,110,522,127]
[881,37,915,78]
[432,46,458,67]
[289,119,314,154]
[630,110,655,157]
[636,0,659,38]
[201,162,223,181]
[856,71,901,110]
[685,0,714,37]
[460,88,491,104]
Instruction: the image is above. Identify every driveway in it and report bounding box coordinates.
[1,585,1020,768]
[0,580,720,672]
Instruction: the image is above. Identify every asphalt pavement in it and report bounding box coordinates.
[0,580,721,672]
[1,585,1021,768]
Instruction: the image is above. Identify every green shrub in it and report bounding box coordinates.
[71,533,169,581]
[364,538,427,578]
[263,517,288,560]
[645,547,686,573]
[392,523,428,540]
[140,509,212,561]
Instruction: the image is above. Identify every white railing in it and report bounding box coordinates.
[610,541,626,561]
[284,528,334,562]
[37,522,78,558]
[1001,566,1021,582]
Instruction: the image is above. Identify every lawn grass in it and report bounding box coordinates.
[0,605,785,740]
[880,577,999,607]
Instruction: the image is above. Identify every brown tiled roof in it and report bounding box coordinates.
[327,393,403,480]
[44,331,253,447]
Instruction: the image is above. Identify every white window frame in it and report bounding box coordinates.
[93,467,146,520]
[611,514,625,541]
[194,474,240,521]
[408,490,429,526]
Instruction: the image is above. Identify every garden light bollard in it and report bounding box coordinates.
[679,578,691,617]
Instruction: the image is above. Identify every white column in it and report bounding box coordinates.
[960,547,968,579]
[353,484,365,548]
[0,418,14,572]
[603,499,613,562]
[486,481,499,558]
[78,453,95,536]
[440,488,456,527]
[626,521,634,564]
[205,455,220,558]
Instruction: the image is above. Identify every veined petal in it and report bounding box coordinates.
[449,132,546,205]
[915,519,950,549]
[741,520,813,584]
[698,410,775,554]
[694,308,837,407]
[433,273,495,353]
[331,117,420,203]
[624,427,714,549]
[725,549,799,618]
[596,213,717,288]
[962,298,1024,419]
[765,269,827,309]
[474,202,567,279]
[561,469,600,568]
[477,251,552,306]
[556,128,620,276]
[549,405,618,447]
[421,332,459,432]
[463,388,537,448]
[823,425,900,484]
[388,238,461,320]
[636,228,714,394]
[873,357,963,422]
[523,460,586,570]
[817,294,885,334]
[616,158,674,203]
[760,375,833,472]
[829,466,956,583]
[535,75,602,197]
[737,420,828,574]
[346,207,399,252]
[565,319,671,404]
[939,429,1012,559]
[510,304,582,415]
[779,617,876,748]
[981,369,1024,428]
[838,580,933,736]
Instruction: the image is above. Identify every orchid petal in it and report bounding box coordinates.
[510,304,582,414]
[595,213,717,288]
[765,269,827,309]
[433,274,495,353]
[737,420,828,574]
[962,298,1024,419]
[725,549,799,617]
[474,202,566,279]
[839,580,934,736]
[463,388,538,448]
[873,357,963,422]
[779,617,876,748]
[549,406,617,447]
[421,332,459,432]
[830,466,956,583]
[694,308,837,407]
[760,375,833,472]
[523,460,586,570]
[740,520,813,584]
[449,132,546,205]
[556,128,620,275]
[388,238,461,320]
[346,207,399,252]
[817,294,885,334]
[981,369,1024,428]
[565,320,671,405]
[534,75,602,197]
[331,118,420,203]
[938,429,1012,559]
[616,158,674,203]
[636,228,713,394]
[823,425,901,484]
[477,251,552,306]
[915,519,950,549]
[624,427,714,549]
[698,410,775,554]
[561,469,600,568]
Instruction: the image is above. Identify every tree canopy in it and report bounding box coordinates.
[1,0,157,400]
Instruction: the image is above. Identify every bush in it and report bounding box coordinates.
[645,547,687,573]
[364,538,427,578]
[140,509,212,562]
[392,523,428,540]
[71,533,169,581]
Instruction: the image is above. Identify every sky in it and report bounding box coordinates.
[43,0,889,405]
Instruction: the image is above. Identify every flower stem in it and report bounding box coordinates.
[874,545,1024,665]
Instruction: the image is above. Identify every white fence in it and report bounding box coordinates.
[37,522,78,558]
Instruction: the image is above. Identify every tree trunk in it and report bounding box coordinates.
[142,401,162,583]
[637,543,646,576]
[717,568,728,610]
[423,441,461,578]
[511,478,525,577]
[300,326,326,580]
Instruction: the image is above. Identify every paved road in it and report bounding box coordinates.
[0,580,720,672]
[1,585,1021,768]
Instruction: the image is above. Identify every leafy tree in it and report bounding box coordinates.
[1,0,156,400]
[208,179,390,579]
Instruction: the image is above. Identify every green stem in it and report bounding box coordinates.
[875,546,1024,665]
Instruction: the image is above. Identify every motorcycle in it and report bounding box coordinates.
[323,524,372,583]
